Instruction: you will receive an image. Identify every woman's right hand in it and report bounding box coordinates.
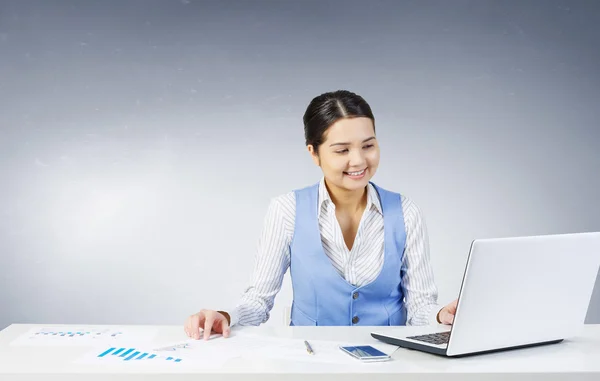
[184,309,231,340]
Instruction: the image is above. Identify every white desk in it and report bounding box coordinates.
[1,323,600,380]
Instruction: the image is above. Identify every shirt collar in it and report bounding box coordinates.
[317,177,383,217]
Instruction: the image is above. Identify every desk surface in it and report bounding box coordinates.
[1,323,600,381]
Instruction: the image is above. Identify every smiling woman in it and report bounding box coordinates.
[184,90,458,340]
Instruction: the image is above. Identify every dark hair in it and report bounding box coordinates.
[303,90,375,153]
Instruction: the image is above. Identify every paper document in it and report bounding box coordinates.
[10,326,157,347]
[77,331,400,369]
[160,330,400,365]
[151,333,281,363]
[77,333,243,369]
[77,343,191,368]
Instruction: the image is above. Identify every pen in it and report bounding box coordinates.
[304,340,314,355]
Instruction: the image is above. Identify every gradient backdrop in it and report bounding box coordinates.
[1,0,599,330]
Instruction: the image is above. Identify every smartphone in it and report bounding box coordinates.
[339,345,391,362]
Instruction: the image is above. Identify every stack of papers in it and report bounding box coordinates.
[10,326,399,369]
[80,331,399,367]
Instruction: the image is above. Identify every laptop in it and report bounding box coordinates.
[371,232,600,357]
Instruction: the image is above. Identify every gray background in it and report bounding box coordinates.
[0,0,599,331]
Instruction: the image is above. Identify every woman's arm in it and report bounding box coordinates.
[400,196,440,325]
[228,192,296,326]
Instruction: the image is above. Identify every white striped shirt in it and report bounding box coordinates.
[228,178,440,326]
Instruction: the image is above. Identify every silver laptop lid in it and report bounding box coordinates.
[447,232,600,356]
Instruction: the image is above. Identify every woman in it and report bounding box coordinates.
[184,90,457,340]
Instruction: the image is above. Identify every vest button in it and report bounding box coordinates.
[352,316,359,324]
[352,292,359,300]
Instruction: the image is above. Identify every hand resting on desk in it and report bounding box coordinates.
[184,309,231,341]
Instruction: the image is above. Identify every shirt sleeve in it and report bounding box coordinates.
[400,196,441,326]
[228,192,295,326]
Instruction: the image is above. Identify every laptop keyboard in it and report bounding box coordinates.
[406,331,450,345]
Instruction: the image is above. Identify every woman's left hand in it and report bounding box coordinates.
[437,299,458,325]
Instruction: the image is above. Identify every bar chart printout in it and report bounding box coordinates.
[10,327,157,346]
[96,347,183,363]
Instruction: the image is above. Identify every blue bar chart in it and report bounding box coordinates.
[11,326,158,348]
[96,347,183,363]
[31,328,123,339]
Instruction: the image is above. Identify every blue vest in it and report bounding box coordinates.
[289,181,407,326]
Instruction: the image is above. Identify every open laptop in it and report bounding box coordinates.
[371,232,600,357]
